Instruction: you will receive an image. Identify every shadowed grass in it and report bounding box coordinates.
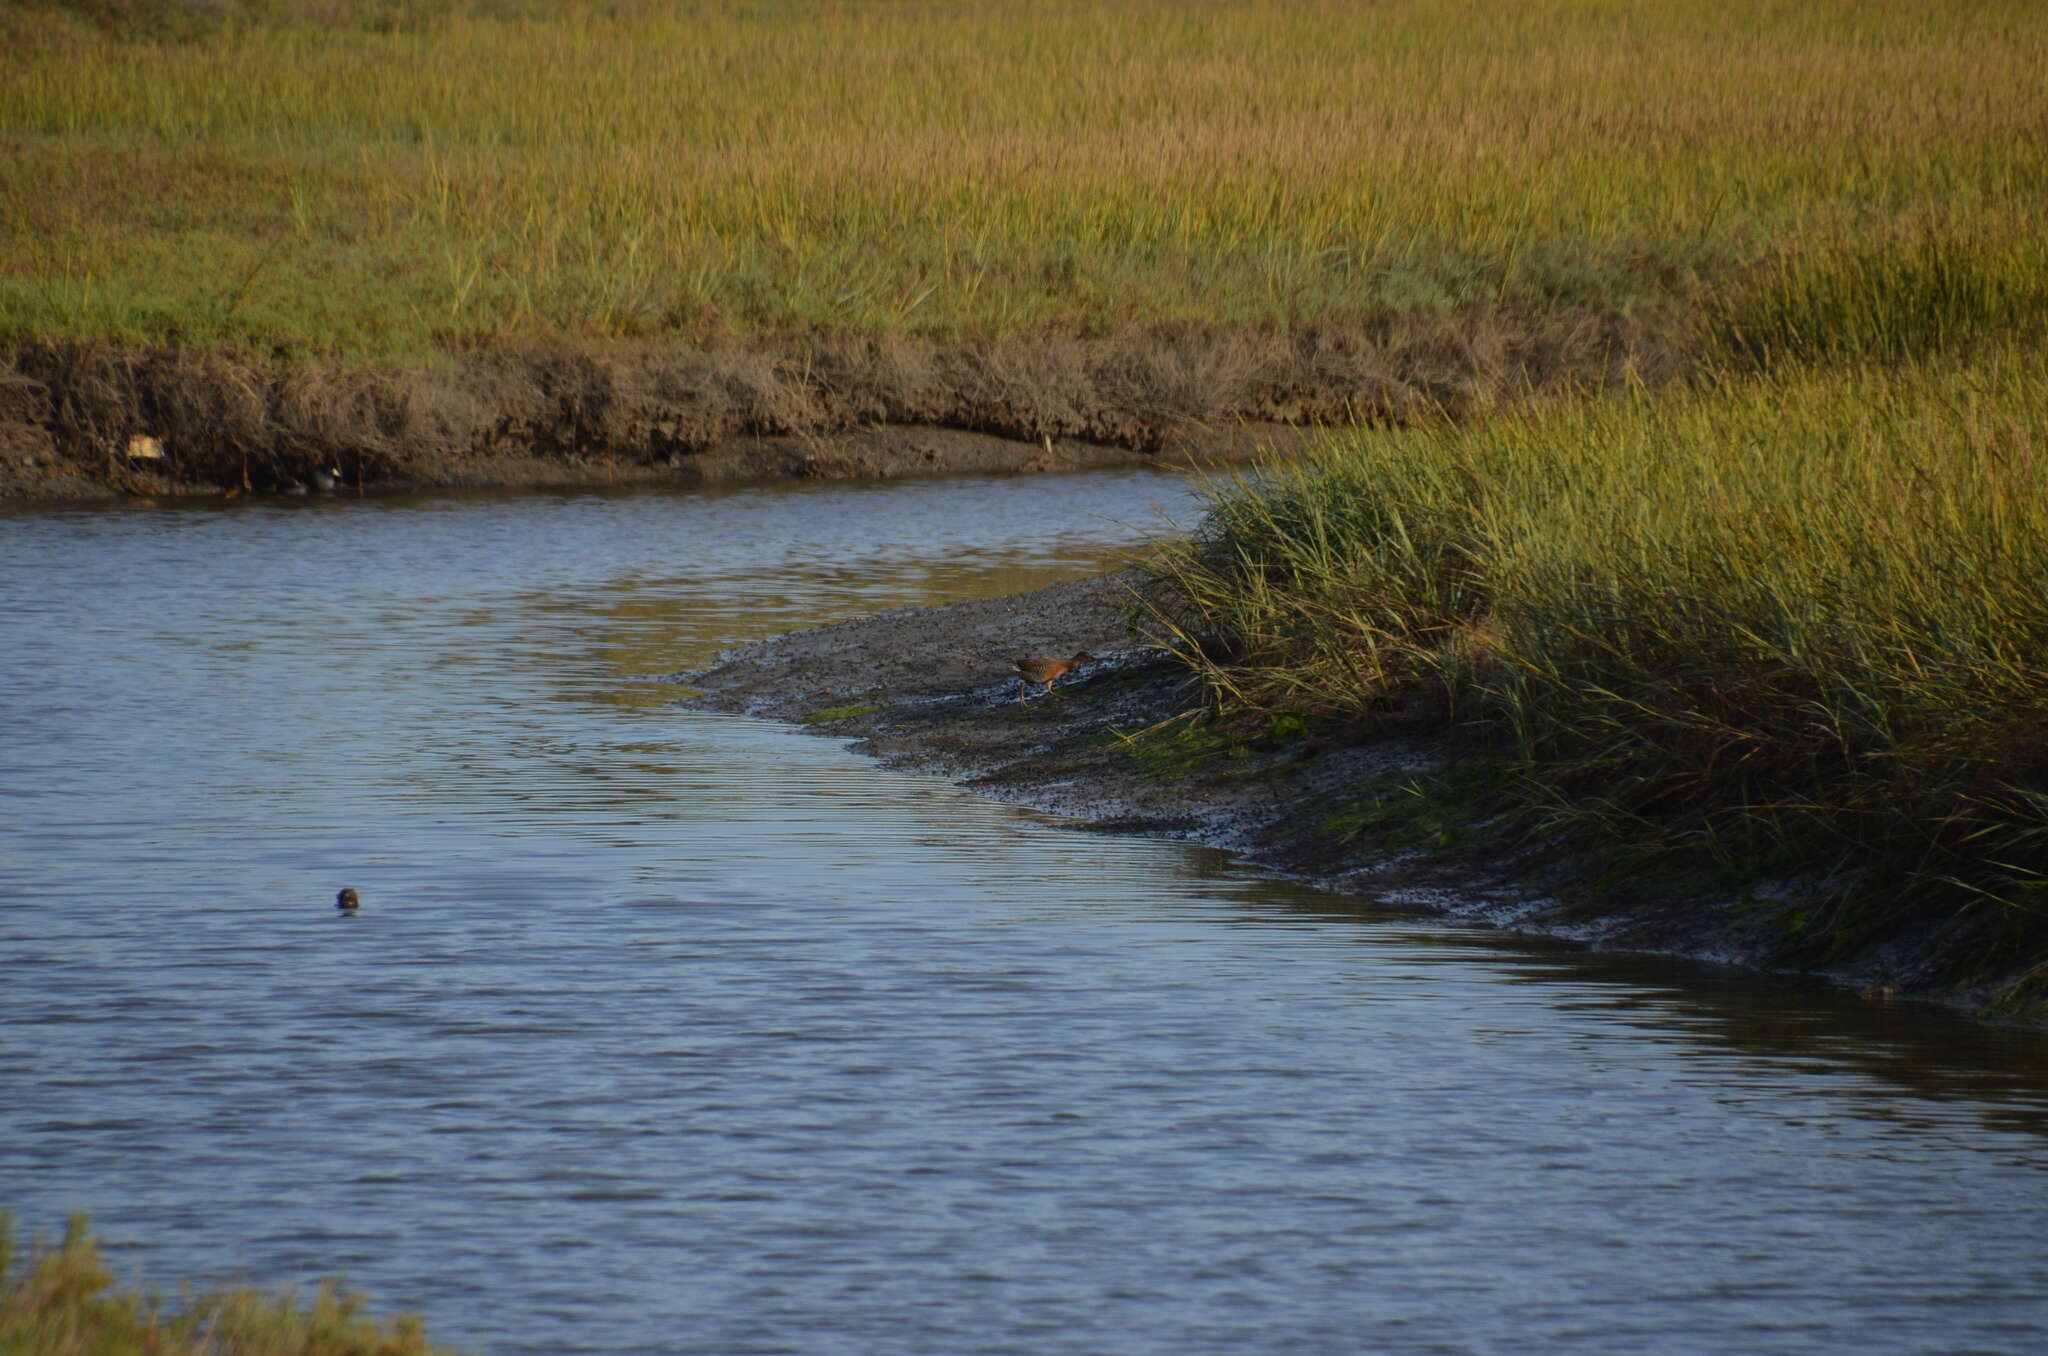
[0,1212,457,1355]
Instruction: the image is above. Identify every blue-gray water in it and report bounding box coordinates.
[3,472,2047,1354]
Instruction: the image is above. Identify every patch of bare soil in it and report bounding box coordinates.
[1,306,1679,501]
[674,572,2037,1025]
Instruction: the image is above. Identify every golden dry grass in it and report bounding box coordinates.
[2,0,2044,354]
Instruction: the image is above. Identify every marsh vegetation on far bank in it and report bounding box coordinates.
[9,0,2037,352]
[2,0,2043,491]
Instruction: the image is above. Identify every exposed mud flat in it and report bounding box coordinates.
[674,572,2033,1023]
[1,307,1676,501]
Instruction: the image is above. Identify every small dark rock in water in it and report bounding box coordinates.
[336,887,360,911]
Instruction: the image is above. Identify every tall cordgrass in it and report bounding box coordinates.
[1151,351,2048,981]
[2,1,2044,355]
[1710,227,2048,371]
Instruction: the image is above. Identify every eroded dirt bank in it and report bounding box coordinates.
[673,573,2030,1023]
[1,307,1675,501]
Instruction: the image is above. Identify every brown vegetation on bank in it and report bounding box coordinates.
[0,306,1672,501]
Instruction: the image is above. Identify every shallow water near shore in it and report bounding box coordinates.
[4,472,2048,1354]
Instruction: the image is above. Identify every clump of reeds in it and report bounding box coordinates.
[1149,351,2048,985]
[0,1212,455,1355]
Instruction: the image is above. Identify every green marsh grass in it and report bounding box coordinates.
[1711,227,2048,372]
[1150,352,2048,986]
[2,0,2045,355]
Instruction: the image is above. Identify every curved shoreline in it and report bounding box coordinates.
[674,572,2034,1026]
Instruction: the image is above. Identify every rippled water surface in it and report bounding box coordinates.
[4,473,2048,1354]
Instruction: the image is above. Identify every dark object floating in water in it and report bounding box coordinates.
[336,887,360,911]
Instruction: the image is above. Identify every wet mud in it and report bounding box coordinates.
[1,308,1675,501]
[675,573,2037,1024]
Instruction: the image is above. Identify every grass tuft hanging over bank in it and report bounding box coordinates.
[0,1212,457,1355]
[1149,351,2048,1000]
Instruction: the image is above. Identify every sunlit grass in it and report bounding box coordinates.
[0,1212,456,1356]
[1149,351,2048,985]
[1,0,2044,355]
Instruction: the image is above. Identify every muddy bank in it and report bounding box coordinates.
[1,307,1677,501]
[673,572,2030,1023]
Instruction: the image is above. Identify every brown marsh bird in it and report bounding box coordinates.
[336,887,360,912]
[1011,651,1096,704]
